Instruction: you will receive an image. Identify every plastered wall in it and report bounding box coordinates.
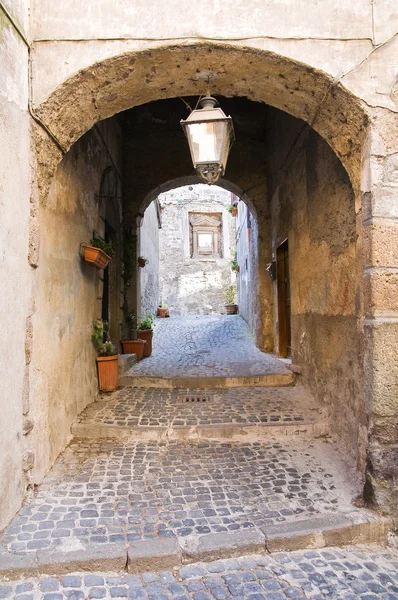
[236,201,253,326]
[139,200,160,318]
[0,3,32,531]
[267,117,366,470]
[27,119,122,488]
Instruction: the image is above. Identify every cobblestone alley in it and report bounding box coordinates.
[1,316,396,596]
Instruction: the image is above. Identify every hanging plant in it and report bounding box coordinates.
[83,238,114,269]
[137,256,149,268]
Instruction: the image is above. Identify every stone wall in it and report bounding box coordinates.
[267,115,366,471]
[0,2,32,531]
[27,118,123,491]
[236,201,254,325]
[158,185,236,315]
[139,200,160,318]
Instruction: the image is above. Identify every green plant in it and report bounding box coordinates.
[158,302,168,308]
[225,285,236,304]
[124,311,138,340]
[231,253,239,272]
[92,319,117,356]
[139,314,154,330]
[89,238,114,258]
[226,204,236,213]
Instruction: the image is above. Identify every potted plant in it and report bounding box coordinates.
[227,204,238,217]
[83,238,114,269]
[157,303,168,318]
[231,253,240,273]
[120,311,146,359]
[137,313,154,357]
[92,319,119,392]
[224,285,238,315]
[137,256,149,268]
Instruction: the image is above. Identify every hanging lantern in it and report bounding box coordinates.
[181,96,235,185]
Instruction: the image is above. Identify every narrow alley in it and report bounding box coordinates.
[1,316,395,597]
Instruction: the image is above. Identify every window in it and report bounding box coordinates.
[189,213,222,259]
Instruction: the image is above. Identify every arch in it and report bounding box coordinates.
[34,42,368,202]
[138,176,256,219]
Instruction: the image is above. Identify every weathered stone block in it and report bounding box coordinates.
[22,450,35,472]
[37,541,126,574]
[363,220,398,268]
[370,416,398,445]
[364,270,398,316]
[23,418,34,435]
[364,321,398,416]
[128,537,181,573]
[180,530,265,563]
[367,442,398,481]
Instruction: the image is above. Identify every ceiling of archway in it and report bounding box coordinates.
[120,95,288,221]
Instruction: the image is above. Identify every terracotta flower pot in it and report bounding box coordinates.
[97,355,119,391]
[84,245,111,269]
[121,339,146,360]
[137,257,147,268]
[137,329,153,356]
[157,307,167,318]
[231,207,237,216]
[225,303,239,315]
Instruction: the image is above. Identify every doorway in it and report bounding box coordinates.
[277,239,291,358]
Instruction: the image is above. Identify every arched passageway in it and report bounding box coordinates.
[22,42,397,531]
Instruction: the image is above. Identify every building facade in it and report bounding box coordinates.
[158,185,236,315]
[1,0,398,532]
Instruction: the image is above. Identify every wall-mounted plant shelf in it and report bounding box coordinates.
[83,244,112,269]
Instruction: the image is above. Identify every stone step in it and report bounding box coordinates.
[0,512,390,580]
[72,385,326,442]
[72,420,330,442]
[119,372,295,389]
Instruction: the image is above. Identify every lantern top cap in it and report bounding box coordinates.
[199,96,218,109]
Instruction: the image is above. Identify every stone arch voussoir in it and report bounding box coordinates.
[34,42,369,204]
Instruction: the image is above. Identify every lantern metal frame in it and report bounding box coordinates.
[180,96,235,185]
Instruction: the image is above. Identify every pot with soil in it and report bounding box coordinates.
[121,338,146,360]
[137,314,154,357]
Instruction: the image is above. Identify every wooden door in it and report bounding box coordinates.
[277,240,291,358]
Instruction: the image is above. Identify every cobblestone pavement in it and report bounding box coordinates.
[128,316,290,378]
[74,386,323,430]
[0,438,362,555]
[1,545,398,598]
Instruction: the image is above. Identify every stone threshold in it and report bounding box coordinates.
[119,372,295,389]
[71,420,330,442]
[0,512,390,580]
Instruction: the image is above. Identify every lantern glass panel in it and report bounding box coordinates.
[187,120,228,166]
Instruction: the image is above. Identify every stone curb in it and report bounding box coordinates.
[72,421,330,442]
[179,530,266,563]
[37,541,127,575]
[0,514,391,580]
[120,373,295,389]
[0,551,38,579]
[128,537,181,573]
[262,513,392,552]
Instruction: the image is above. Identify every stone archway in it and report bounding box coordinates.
[30,41,398,526]
[33,43,368,206]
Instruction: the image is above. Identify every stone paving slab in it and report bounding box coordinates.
[0,438,370,562]
[1,545,398,598]
[127,315,292,380]
[72,386,329,442]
